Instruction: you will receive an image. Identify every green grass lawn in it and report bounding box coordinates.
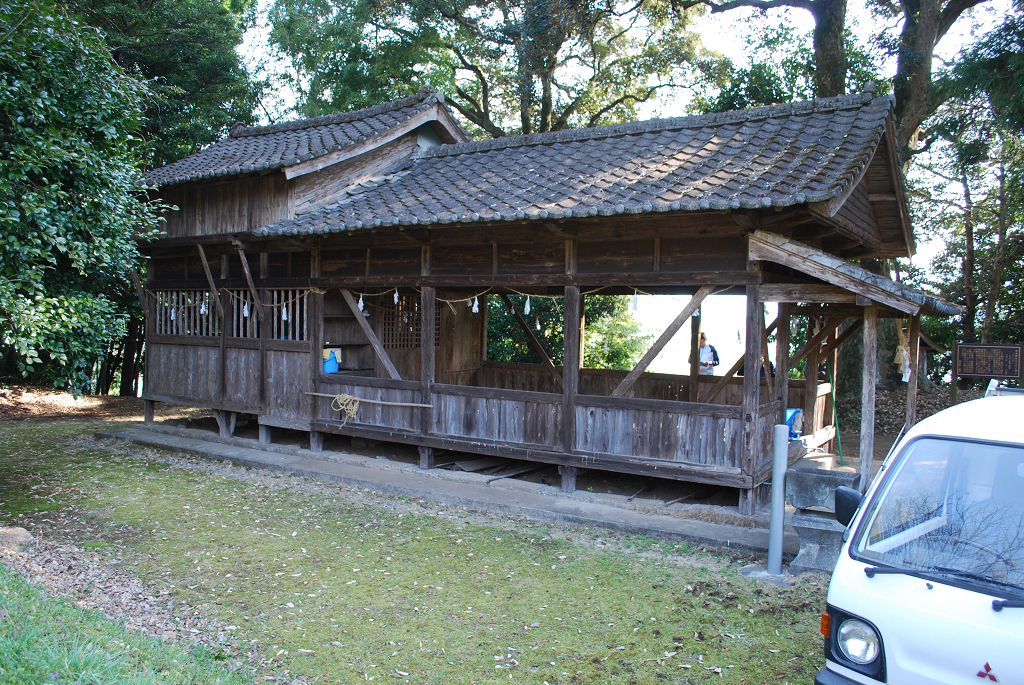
[0,418,828,684]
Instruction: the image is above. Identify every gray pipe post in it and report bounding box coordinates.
[767,423,789,575]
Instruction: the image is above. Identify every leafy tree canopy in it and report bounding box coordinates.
[693,18,887,114]
[487,295,649,370]
[269,0,724,137]
[66,0,262,167]
[0,0,161,392]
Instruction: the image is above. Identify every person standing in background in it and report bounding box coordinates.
[698,332,719,375]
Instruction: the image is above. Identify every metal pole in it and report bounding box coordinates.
[768,423,789,575]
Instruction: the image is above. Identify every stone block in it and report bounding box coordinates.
[0,526,33,553]
[786,457,860,510]
[789,511,846,574]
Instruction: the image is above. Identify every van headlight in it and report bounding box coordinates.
[837,619,880,664]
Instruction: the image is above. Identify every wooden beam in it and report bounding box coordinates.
[234,245,264,318]
[340,288,402,380]
[499,293,563,390]
[741,283,763,511]
[760,306,774,397]
[860,306,878,493]
[703,316,779,403]
[196,245,224,317]
[804,318,821,439]
[562,286,581,453]
[759,284,857,303]
[906,315,921,429]
[819,318,863,359]
[788,317,843,368]
[749,232,920,314]
[775,304,791,413]
[612,285,714,397]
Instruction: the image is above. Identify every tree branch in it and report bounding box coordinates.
[672,0,817,14]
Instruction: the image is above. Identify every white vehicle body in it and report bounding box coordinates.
[816,396,1024,685]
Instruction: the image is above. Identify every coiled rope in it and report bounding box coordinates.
[305,392,433,427]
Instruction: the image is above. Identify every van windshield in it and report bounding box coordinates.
[851,437,1024,593]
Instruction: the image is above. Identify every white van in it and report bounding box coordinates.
[816,396,1024,685]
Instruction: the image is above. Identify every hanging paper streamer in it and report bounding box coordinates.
[281,305,288,321]
[358,294,364,311]
[472,296,479,313]
[604,338,609,354]
[394,288,399,305]
[170,307,176,321]
[535,316,541,331]
[632,289,638,311]
[200,300,207,315]
[403,313,409,324]
[524,296,531,315]
[242,302,249,318]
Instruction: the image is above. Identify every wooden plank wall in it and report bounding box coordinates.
[146,342,221,401]
[315,380,422,432]
[157,175,292,238]
[432,387,563,448]
[262,350,312,425]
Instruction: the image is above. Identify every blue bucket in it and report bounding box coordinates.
[322,349,339,373]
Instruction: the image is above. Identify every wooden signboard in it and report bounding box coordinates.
[954,343,1023,379]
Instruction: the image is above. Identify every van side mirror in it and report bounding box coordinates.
[835,486,864,527]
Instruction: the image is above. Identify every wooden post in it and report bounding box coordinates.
[196,245,224,317]
[860,306,878,493]
[739,283,762,515]
[689,308,701,402]
[560,465,578,493]
[234,245,264,318]
[562,286,581,454]
[420,286,436,466]
[144,399,155,424]
[775,304,791,416]
[804,317,820,439]
[259,424,272,445]
[905,314,921,429]
[310,430,324,453]
[217,410,236,438]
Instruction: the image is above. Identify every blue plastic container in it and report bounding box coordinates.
[322,350,339,373]
[785,408,803,439]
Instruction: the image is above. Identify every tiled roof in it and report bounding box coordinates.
[148,86,450,186]
[254,91,895,238]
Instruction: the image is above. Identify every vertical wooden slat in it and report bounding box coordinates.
[562,285,581,453]
[906,315,920,428]
[860,306,878,493]
[804,317,820,437]
[689,309,700,402]
[740,283,762,514]
[775,303,791,425]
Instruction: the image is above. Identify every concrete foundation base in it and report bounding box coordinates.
[789,510,846,574]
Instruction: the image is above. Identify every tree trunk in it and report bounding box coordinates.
[811,0,848,97]
[539,73,553,132]
[982,153,1009,343]
[962,172,977,344]
[119,317,140,396]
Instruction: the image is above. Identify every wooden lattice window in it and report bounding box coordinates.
[379,294,424,349]
[269,289,308,341]
[153,290,220,337]
[228,289,260,338]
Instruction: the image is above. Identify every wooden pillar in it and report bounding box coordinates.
[804,317,820,439]
[259,424,272,445]
[144,399,155,424]
[859,306,878,493]
[905,314,921,429]
[775,304,791,413]
[308,251,323,427]
[420,286,436,467]
[689,309,701,402]
[739,283,762,515]
[559,465,578,493]
[310,430,324,453]
[562,286,581,454]
[217,410,236,438]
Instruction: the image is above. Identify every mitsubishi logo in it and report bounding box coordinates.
[977,662,998,682]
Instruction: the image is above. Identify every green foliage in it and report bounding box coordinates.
[486,294,648,369]
[268,0,724,137]
[693,17,887,113]
[0,0,161,392]
[65,0,262,168]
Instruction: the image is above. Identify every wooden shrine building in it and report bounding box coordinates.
[139,86,958,513]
